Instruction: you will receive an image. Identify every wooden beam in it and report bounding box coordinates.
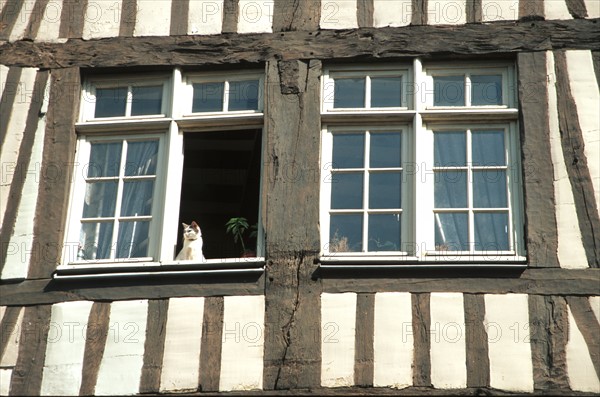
[354,293,375,386]
[79,302,111,396]
[139,299,169,393]
[199,297,224,392]
[412,293,432,387]
[464,294,489,388]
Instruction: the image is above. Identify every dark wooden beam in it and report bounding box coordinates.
[357,0,374,28]
[23,0,50,40]
[119,0,137,37]
[0,0,23,41]
[170,0,190,36]
[139,299,169,393]
[272,0,320,32]
[464,294,489,388]
[354,293,375,386]
[0,67,22,153]
[412,293,431,387]
[79,302,111,396]
[222,0,239,33]
[466,0,482,24]
[199,297,224,392]
[566,0,588,19]
[59,0,88,39]
[566,296,600,378]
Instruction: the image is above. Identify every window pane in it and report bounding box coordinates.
[192,82,224,112]
[471,75,502,106]
[368,213,401,251]
[434,75,465,106]
[228,80,260,111]
[370,132,401,168]
[369,172,401,209]
[472,130,505,166]
[473,170,507,208]
[125,141,159,176]
[82,182,118,218]
[116,221,150,258]
[331,172,363,209]
[330,214,363,252]
[95,87,127,118]
[88,142,122,177]
[371,77,402,107]
[474,212,509,251]
[333,133,364,168]
[434,171,467,208]
[434,131,466,166]
[131,85,162,115]
[79,222,114,260]
[334,78,365,108]
[121,181,154,216]
[434,212,468,251]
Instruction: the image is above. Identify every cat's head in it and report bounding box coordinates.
[181,221,201,240]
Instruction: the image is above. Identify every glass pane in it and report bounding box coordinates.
[474,212,509,251]
[369,172,401,209]
[334,78,365,108]
[121,181,154,216]
[370,132,401,168]
[471,75,502,106]
[472,130,505,166]
[473,170,507,208]
[434,171,467,208]
[228,80,260,111]
[95,87,127,118]
[434,212,468,251]
[333,133,364,168]
[82,182,118,218]
[368,213,401,251]
[434,75,465,106]
[434,131,466,166]
[88,142,122,177]
[79,222,114,260]
[131,85,162,115]
[192,82,224,112]
[330,214,363,252]
[331,172,363,209]
[371,77,402,107]
[125,141,159,176]
[116,221,150,258]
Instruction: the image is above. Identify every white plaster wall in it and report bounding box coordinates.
[237,0,273,34]
[321,292,357,387]
[82,0,122,39]
[565,50,600,219]
[133,0,172,37]
[546,51,588,268]
[160,297,204,392]
[320,0,358,29]
[94,300,148,396]
[373,0,411,27]
[484,294,534,392]
[0,369,12,396]
[0,306,5,323]
[566,306,600,392]
[544,0,572,19]
[35,0,65,43]
[7,1,32,42]
[373,292,413,388]
[40,301,94,396]
[219,295,265,391]
[188,0,224,35]
[481,0,519,22]
[584,0,600,18]
[428,0,467,25]
[0,308,23,367]
[590,296,600,325]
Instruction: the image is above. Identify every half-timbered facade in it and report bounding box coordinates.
[1,1,599,395]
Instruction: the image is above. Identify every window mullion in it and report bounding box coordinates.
[110,140,128,259]
[125,86,133,116]
[365,76,371,109]
[363,131,370,252]
[466,128,474,252]
[223,80,230,112]
[465,73,472,107]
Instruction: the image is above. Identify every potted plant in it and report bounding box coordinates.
[225,217,257,257]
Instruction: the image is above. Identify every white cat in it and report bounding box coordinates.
[175,221,205,261]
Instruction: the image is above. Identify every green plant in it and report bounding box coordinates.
[225,217,258,254]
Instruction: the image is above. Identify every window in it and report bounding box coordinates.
[62,70,265,272]
[320,61,524,264]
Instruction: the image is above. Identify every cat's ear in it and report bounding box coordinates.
[191,221,198,228]
[182,222,189,229]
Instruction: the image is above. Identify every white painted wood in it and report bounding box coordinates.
[566,306,600,392]
[188,0,224,35]
[237,0,274,34]
[0,307,23,367]
[95,300,148,396]
[321,292,357,387]
[544,0,572,19]
[428,0,467,25]
[589,296,600,325]
[219,295,265,391]
[484,294,534,392]
[2,73,49,280]
[373,0,411,27]
[546,51,588,268]
[565,50,600,219]
[584,0,600,18]
[373,292,413,388]
[40,301,94,396]
[7,1,31,42]
[0,306,6,323]
[320,0,358,29]
[35,0,65,43]
[82,0,122,39]
[481,0,519,22]
[430,293,467,389]
[159,297,204,392]
[133,0,172,37]
[0,369,12,396]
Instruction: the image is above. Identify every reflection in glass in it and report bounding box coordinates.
[131,85,163,115]
[434,131,466,166]
[331,172,363,209]
[334,78,365,108]
[474,212,509,251]
[473,170,507,208]
[121,181,154,216]
[330,214,363,252]
[125,141,159,176]
[79,222,114,260]
[116,221,150,258]
[333,133,364,168]
[471,75,502,106]
[472,131,505,166]
[370,132,401,168]
[192,82,224,112]
[88,142,122,177]
[434,171,467,208]
[369,172,401,209]
[371,77,402,107]
[368,213,401,251]
[95,87,127,117]
[434,212,468,251]
[434,75,465,106]
[83,182,118,218]
[228,80,260,111]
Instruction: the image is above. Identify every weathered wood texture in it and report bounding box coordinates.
[59,0,88,39]
[22,0,50,40]
[566,296,600,378]
[199,297,224,392]
[139,299,169,393]
[412,0,427,25]
[463,294,489,388]
[79,302,111,396]
[0,0,22,41]
[0,66,21,153]
[517,52,560,268]
[566,0,589,19]
[28,68,81,279]
[1,19,599,69]
[554,50,600,268]
[528,295,569,390]
[412,293,431,387]
[272,0,320,31]
[119,0,138,37]
[357,0,374,28]
[519,0,544,19]
[0,306,21,361]
[354,293,375,386]
[170,0,190,36]
[466,0,482,23]
[222,0,239,33]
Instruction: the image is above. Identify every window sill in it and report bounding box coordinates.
[420,108,519,122]
[319,254,527,268]
[321,110,416,124]
[76,118,172,134]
